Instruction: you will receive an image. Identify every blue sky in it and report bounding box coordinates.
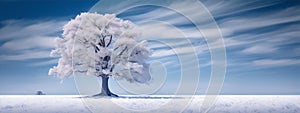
[0,0,299,95]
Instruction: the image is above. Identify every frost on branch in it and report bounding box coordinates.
[49,12,151,83]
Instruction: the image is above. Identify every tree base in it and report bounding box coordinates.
[92,92,118,97]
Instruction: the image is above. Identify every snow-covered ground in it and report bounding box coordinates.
[0,95,299,113]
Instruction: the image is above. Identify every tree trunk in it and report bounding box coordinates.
[94,75,118,97]
[101,76,110,95]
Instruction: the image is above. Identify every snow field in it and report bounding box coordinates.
[1,95,300,113]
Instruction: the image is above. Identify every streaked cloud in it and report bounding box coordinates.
[1,36,56,51]
[0,19,66,65]
[253,59,300,66]
[0,50,51,61]
[241,45,278,54]
[219,6,300,32]
[203,0,282,18]
[30,59,58,67]
[0,19,66,40]
[123,0,300,69]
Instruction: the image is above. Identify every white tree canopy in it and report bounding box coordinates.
[49,12,152,83]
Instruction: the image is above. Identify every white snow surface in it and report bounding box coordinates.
[0,95,299,113]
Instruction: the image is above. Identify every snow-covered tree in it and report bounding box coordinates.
[49,12,152,97]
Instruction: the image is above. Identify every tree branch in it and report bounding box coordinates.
[110,65,114,72]
[106,35,112,47]
[90,42,100,53]
[98,42,103,48]
[119,46,128,56]
[102,36,106,47]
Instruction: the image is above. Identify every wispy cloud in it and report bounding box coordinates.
[151,46,197,57]
[253,59,300,67]
[0,50,51,61]
[1,36,57,51]
[123,0,300,69]
[29,59,58,67]
[219,6,300,32]
[203,0,282,18]
[1,0,299,70]
[241,45,278,54]
[238,23,300,56]
[0,19,65,40]
[0,19,67,65]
